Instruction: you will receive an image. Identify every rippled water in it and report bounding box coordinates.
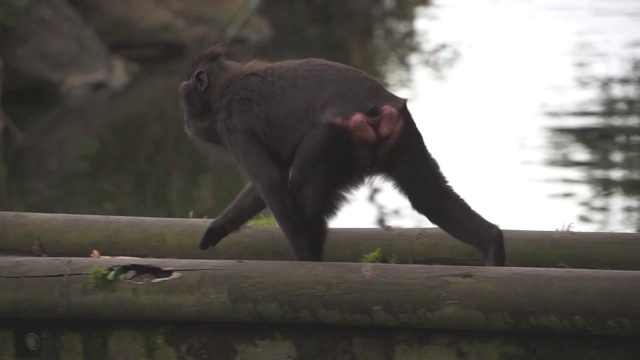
[332,0,640,232]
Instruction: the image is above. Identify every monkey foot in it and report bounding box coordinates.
[482,237,506,266]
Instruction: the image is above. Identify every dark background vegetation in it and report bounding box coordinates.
[0,0,427,220]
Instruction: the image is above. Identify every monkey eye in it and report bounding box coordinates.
[194,70,209,92]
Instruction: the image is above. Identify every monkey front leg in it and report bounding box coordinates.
[199,183,266,250]
[223,135,319,260]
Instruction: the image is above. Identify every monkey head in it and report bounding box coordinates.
[180,44,228,124]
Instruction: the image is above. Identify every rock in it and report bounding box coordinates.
[68,0,272,50]
[0,0,271,101]
[0,0,137,102]
[123,270,137,280]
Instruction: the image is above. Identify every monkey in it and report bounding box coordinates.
[180,45,506,266]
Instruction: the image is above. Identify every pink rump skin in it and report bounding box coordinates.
[376,105,402,138]
[347,113,377,143]
[345,105,403,143]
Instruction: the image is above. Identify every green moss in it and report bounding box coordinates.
[249,214,277,227]
[89,267,111,288]
[362,248,397,264]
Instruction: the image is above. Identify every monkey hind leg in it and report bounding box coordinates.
[381,109,505,266]
[290,124,365,259]
[387,150,505,266]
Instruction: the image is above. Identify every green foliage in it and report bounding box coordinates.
[89,266,125,288]
[0,0,29,32]
[107,265,126,280]
[249,214,277,227]
[8,108,246,217]
[89,267,111,288]
[188,211,208,219]
[362,248,396,264]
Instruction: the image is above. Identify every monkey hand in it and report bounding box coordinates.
[198,223,229,250]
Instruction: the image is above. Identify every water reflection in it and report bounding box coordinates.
[334,0,640,232]
[548,59,640,230]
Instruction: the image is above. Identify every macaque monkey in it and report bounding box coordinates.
[180,46,505,266]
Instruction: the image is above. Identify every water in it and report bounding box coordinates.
[331,0,640,232]
[7,0,638,233]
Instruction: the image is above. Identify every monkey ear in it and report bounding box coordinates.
[195,70,209,92]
